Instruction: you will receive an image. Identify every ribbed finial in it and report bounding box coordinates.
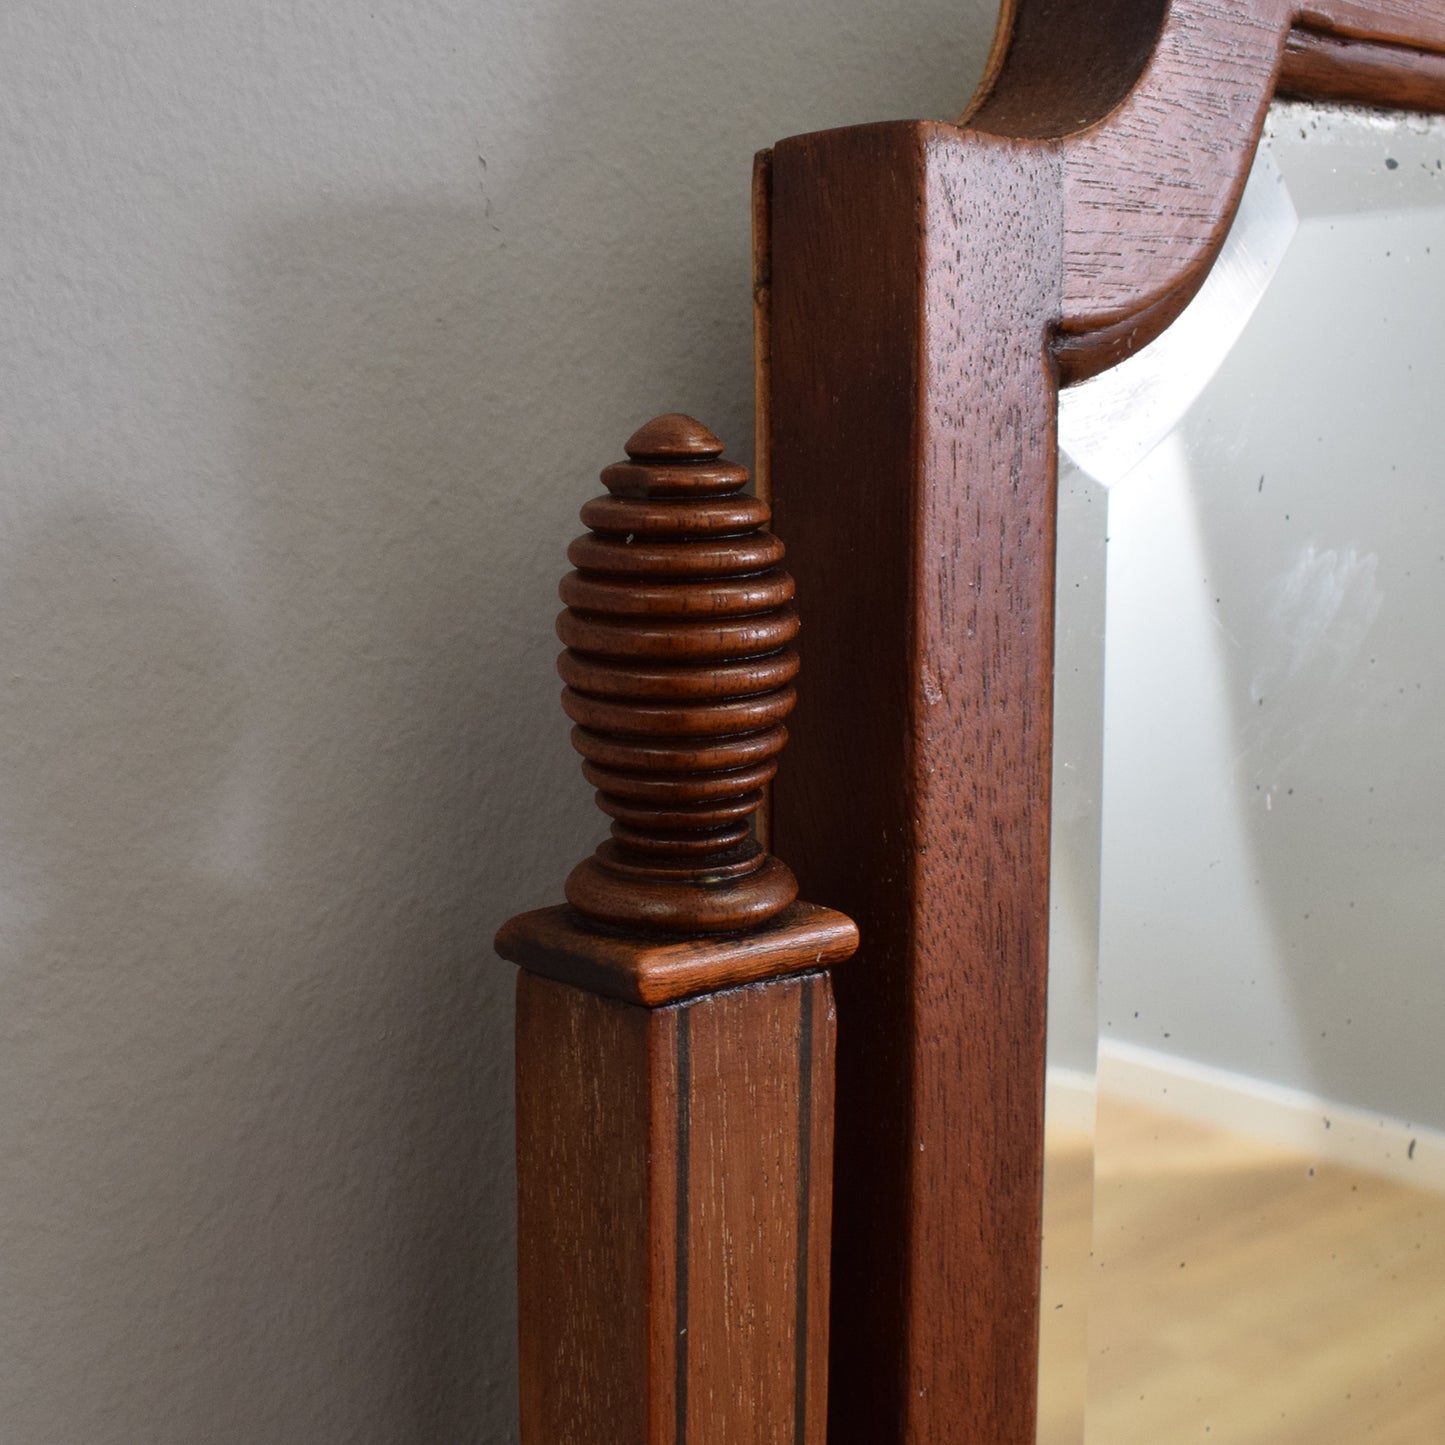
[623,412,725,459]
[557,415,800,933]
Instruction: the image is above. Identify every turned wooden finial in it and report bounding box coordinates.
[556,414,801,933]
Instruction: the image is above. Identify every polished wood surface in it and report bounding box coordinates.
[757,3,1445,1441]
[557,414,800,934]
[767,122,1060,1445]
[497,900,857,1009]
[515,974,655,1445]
[516,970,837,1445]
[686,976,836,1443]
[499,415,855,1443]
[966,0,1445,382]
[1279,25,1445,108]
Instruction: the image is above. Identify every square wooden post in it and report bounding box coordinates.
[504,909,851,1444]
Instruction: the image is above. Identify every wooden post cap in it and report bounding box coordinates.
[497,414,857,1002]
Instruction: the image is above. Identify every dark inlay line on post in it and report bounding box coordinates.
[675,1006,691,1445]
[794,976,815,1445]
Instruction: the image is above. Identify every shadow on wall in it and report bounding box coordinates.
[0,0,996,1439]
[0,469,521,1443]
[0,197,779,1445]
[0,511,268,1433]
[236,206,549,1442]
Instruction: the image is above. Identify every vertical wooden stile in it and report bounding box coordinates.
[766,124,1063,1445]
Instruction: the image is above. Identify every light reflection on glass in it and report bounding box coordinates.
[1044,101,1445,1445]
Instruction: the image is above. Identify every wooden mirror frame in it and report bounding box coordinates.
[500,3,1445,1442]
[762,3,1445,1442]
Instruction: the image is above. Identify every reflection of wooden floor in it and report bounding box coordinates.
[1038,1100,1445,1445]
[1038,1115,1094,1445]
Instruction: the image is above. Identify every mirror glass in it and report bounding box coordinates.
[1042,100,1445,1444]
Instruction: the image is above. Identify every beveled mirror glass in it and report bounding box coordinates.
[1044,100,1445,1443]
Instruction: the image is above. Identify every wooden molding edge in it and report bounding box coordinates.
[958,0,1445,383]
[496,900,858,1008]
[1279,26,1445,108]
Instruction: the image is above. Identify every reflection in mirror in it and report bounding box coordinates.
[1043,102,1445,1444]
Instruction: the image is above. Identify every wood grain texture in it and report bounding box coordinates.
[507,404,855,1441]
[1054,0,1287,376]
[767,121,1061,1445]
[557,415,801,934]
[759,3,1445,1441]
[515,971,835,1445]
[510,4,1445,1442]
[764,126,921,1444]
[497,900,857,1008]
[516,973,660,1445]
[965,0,1445,382]
[685,976,835,1444]
[1278,26,1445,108]
[1297,0,1445,51]
[958,0,1170,138]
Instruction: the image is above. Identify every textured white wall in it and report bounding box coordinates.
[0,4,995,1440]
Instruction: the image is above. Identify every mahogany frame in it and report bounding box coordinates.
[502,3,1445,1443]
[759,2,1445,1442]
